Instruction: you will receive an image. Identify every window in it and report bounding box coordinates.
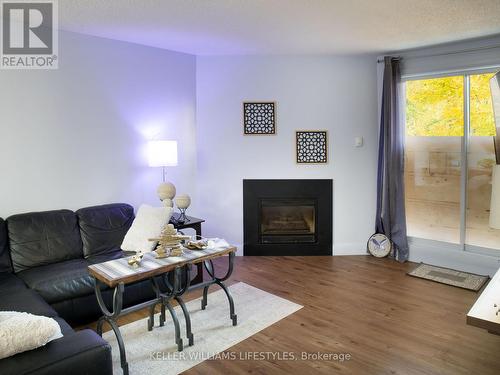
[404,73,500,251]
[406,76,463,136]
[470,74,496,136]
[467,74,498,249]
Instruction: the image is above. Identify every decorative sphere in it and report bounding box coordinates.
[175,194,191,209]
[157,182,176,201]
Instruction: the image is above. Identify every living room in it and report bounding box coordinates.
[1,1,500,374]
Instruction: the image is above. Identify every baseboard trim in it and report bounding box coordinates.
[333,243,367,256]
[238,243,365,256]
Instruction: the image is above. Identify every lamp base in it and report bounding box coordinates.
[171,210,190,225]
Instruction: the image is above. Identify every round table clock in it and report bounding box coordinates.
[367,233,392,258]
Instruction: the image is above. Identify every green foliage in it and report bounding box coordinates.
[406,76,463,136]
[470,73,496,136]
[405,73,496,137]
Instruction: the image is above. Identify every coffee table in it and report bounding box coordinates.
[88,245,237,375]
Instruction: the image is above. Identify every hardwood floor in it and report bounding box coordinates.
[81,256,500,374]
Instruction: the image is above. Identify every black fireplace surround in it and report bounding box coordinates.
[243,179,332,256]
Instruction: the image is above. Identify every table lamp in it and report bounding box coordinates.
[147,140,178,207]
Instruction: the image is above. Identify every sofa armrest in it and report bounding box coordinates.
[0,329,112,375]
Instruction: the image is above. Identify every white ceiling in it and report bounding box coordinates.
[61,0,500,55]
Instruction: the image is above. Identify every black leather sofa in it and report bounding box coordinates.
[0,203,161,375]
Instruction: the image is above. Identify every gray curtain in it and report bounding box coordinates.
[375,56,409,262]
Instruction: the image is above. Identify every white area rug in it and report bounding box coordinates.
[103,282,303,375]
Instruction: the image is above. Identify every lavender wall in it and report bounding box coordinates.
[0,31,197,217]
[196,55,379,255]
[0,32,379,257]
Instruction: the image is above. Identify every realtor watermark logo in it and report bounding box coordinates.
[1,0,58,69]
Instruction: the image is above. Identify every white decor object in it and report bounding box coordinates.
[161,198,173,208]
[157,182,176,207]
[0,311,62,360]
[490,165,500,229]
[121,204,173,253]
[367,233,392,258]
[174,194,191,209]
[147,140,178,203]
[147,140,178,167]
[104,282,303,375]
[206,238,230,250]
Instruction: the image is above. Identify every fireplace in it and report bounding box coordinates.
[260,199,316,244]
[243,179,332,256]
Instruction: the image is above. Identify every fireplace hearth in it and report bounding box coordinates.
[243,179,332,256]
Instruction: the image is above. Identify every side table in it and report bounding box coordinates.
[88,246,237,375]
[170,213,205,285]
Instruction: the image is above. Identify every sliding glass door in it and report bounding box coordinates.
[404,71,500,253]
[466,74,500,251]
[405,76,464,244]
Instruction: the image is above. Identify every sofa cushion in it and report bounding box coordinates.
[17,259,94,304]
[0,311,63,360]
[52,278,156,325]
[7,210,83,272]
[0,329,112,375]
[76,203,134,258]
[86,251,126,265]
[121,204,172,252]
[0,273,27,295]
[53,317,73,336]
[0,218,12,273]
[0,289,58,317]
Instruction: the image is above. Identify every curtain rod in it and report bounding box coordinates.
[377,44,500,63]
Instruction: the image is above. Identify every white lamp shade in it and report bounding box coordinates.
[147,140,178,167]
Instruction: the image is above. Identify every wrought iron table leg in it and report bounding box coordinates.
[160,304,166,327]
[216,280,237,326]
[96,316,105,336]
[94,280,129,375]
[147,303,156,331]
[201,260,215,310]
[164,299,183,351]
[176,296,194,346]
[148,278,163,331]
[201,285,210,310]
[108,318,129,374]
[158,267,187,351]
[199,252,237,325]
[173,265,194,346]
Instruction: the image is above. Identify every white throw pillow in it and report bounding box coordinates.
[121,204,173,252]
[0,311,63,360]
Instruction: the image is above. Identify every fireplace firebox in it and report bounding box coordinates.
[243,179,332,256]
[260,199,316,244]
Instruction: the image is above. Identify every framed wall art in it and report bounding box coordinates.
[296,130,328,164]
[243,102,276,135]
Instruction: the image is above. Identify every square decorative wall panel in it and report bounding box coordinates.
[296,131,328,164]
[243,102,276,135]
